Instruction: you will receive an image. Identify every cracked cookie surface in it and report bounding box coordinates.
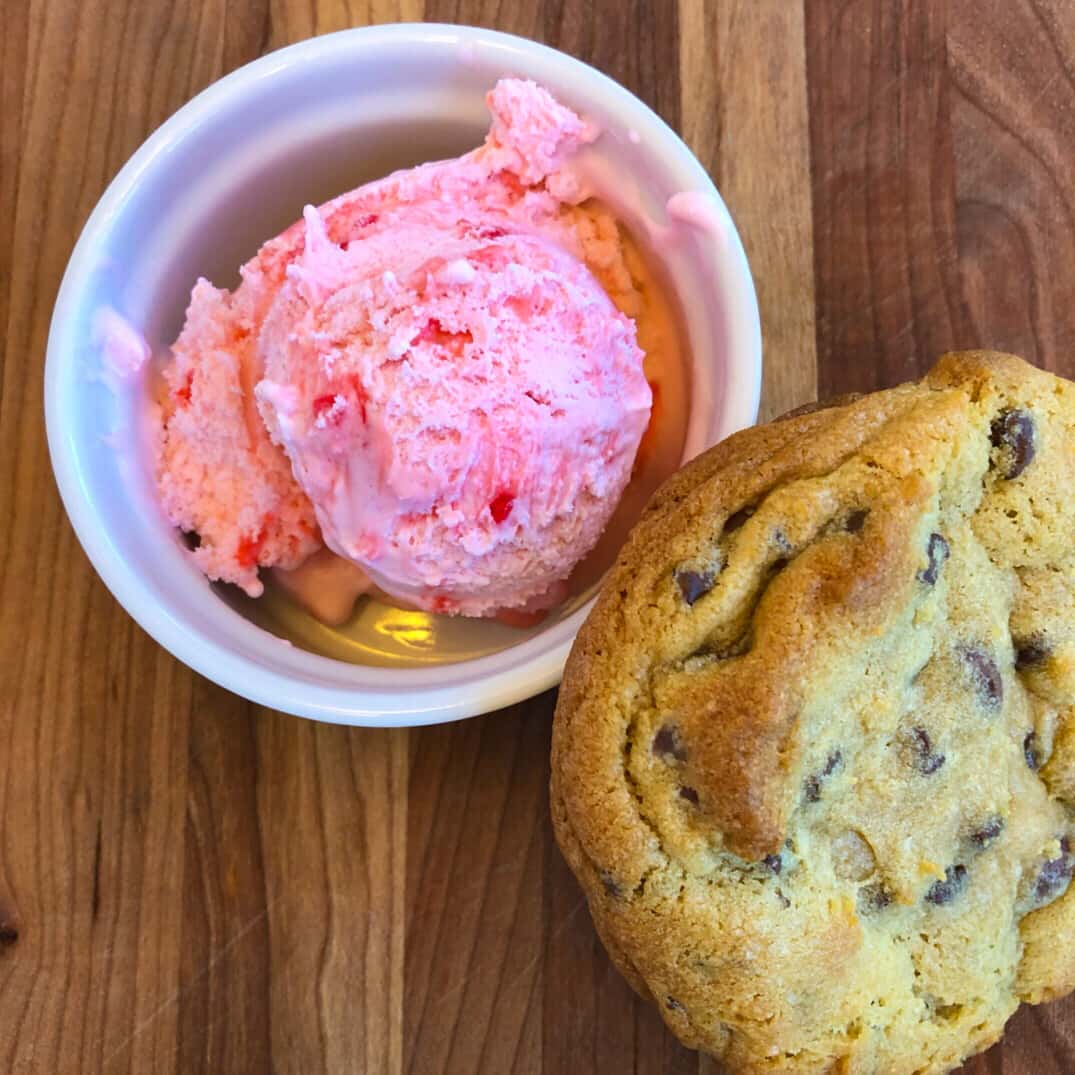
[550,352,1075,1074]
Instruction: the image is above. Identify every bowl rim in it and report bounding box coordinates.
[45,22,762,727]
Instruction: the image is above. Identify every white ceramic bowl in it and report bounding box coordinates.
[45,24,761,726]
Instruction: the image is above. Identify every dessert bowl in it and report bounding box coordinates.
[45,23,761,726]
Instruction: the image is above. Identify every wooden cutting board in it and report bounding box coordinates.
[3,1,1074,1071]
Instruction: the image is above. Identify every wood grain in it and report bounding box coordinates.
[3,0,1075,1072]
[807,0,969,396]
[405,700,550,1074]
[256,715,406,1074]
[948,0,1075,376]
[681,0,818,421]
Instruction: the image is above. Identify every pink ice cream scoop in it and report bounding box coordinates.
[257,206,649,616]
[155,78,651,615]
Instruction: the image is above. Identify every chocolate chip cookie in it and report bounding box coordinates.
[551,352,1075,1074]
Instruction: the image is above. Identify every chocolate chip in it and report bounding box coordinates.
[990,408,1037,479]
[1025,731,1042,771]
[907,727,946,775]
[0,924,18,947]
[665,996,685,1013]
[724,506,754,532]
[675,569,714,606]
[652,724,687,763]
[1016,638,1051,671]
[678,786,699,805]
[763,854,783,875]
[917,532,949,585]
[960,647,1003,709]
[805,751,843,803]
[970,816,1005,848]
[859,884,892,914]
[845,509,868,533]
[1034,838,1074,905]
[918,752,945,776]
[925,865,968,906]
